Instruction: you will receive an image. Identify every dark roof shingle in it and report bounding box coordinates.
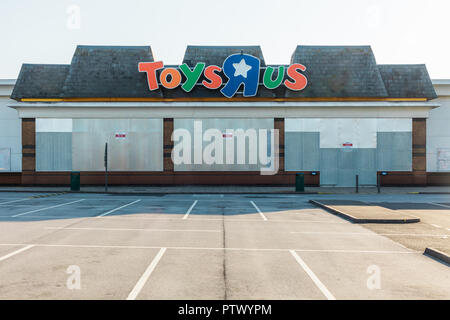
[378,64,437,99]
[10,45,437,100]
[11,64,69,100]
[183,45,266,67]
[61,45,162,98]
[287,45,388,97]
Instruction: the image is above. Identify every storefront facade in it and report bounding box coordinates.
[2,45,449,186]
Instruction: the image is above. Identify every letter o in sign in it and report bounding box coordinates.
[160,68,182,89]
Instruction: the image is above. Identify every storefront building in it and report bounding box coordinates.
[1,45,449,186]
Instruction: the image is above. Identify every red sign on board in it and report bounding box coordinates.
[342,142,353,147]
[115,133,126,139]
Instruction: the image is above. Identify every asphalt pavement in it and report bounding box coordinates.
[0,192,448,300]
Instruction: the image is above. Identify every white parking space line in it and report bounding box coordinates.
[96,199,141,217]
[0,198,29,205]
[289,250,336,300]
[290,231,450,237]
[0,243,417,254]
[11,199,85,217]
[0,245,35,262]
[45,226,221,233]
[431,224,442,229]
[430,202,450,209]
[250,201,268,221]
[8,215,346,224]
[126,247,166,300]
[182,200,198,220]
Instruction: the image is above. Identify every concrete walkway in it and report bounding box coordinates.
[309,199,421,223]
[0,185,449,194]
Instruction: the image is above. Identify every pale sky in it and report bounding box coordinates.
[1,0,449,79]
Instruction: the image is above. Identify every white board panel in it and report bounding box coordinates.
[285,119,302,132]
[319,119,340,148]
[320,119,377,148]
[0,148,11,172]
[285,118,320,132]
[376,118,411,132]
[36,119,73,132]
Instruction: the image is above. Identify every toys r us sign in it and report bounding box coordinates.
[139,53,307,98]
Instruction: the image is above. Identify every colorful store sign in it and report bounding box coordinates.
[138,53,307,98]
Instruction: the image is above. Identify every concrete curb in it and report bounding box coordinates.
[0,190,322,195]
[69,191,322,195]
[413,192,450,195]
[424,248,450,265]
[309,199,420,224]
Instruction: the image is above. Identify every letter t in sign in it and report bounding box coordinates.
[139,61,164,90]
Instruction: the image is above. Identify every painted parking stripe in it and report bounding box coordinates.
[182,200,198,220]
[430,202,450,209]
[0,245,35,262]
[0,198,29,205]
[96,199,141,217]
[9,215,347,224]
[9,215,346,224]
[11,199,85,217]
[126,247,166,300]
[250,201,268,221]
[431,224,442,229]
[290,231,450,237]
[45,226,221,233]
[0,243,417,254]
[289,250,336,300]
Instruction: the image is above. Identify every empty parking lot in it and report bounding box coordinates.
[0,192,448,300]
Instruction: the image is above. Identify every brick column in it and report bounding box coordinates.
[274,118,285,172]
[163,118,174,172]
[21,118,36,185]
[412,118,427,185]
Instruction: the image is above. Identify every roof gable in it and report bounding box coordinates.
[378,64,437,99]
[288,45,387,98]
[11,64,69,100]
[61,45,162,98]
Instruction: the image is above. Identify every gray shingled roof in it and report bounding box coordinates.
[288,45,387,98]
[378,64,437,99]
[61,45,162,98]
[183,45,266,67]
[11,64,69,99]
[10,45,437,100]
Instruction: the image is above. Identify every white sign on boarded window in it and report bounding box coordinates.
[0,148,11,172]
[437,148,450,171]
[115,132,127,140]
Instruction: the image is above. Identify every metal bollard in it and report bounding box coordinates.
[295,173,305,192]
[355,174,359,193]
[377,174,381,194]
[70,172,80,191]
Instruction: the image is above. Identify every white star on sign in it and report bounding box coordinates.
[233,59,252,78]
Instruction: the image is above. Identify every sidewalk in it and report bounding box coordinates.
[0,185,449,194]
[309,199,420,223]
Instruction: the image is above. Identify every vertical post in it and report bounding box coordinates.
[104,142,108,192]
[377,173,381,194]
[274,118,285,173]
[355,174,359,193]
[21,118,36,185]
[163,118,174,172]
[412,118,427,186]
